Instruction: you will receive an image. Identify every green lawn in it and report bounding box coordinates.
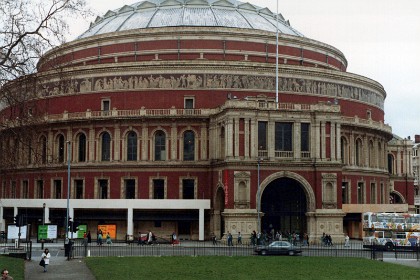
[0,256,25,280]
[85,256,419,280]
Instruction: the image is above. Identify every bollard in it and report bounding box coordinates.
[87,249,90,257]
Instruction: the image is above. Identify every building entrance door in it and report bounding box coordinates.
[261,177,307,236]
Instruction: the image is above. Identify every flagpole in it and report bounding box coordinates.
[276,0,279,109]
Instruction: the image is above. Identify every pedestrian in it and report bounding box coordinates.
[211,232,217,245]
[344,234,350,247]
[82,231,88,245]
[97,231,103,245]
[148,230,153,245]
[87,230,92,243]
[303,233,308,246]
[1,268,13,280]
[251,230,257,246]
[237,232,242,245]
[171,232,177,245]
[227,231,233,246]
[41,248,51,272]
[137,231,144,245]
[106,232,112,244]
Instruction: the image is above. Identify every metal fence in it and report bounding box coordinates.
[68,240,420,261]
[0,240,32,260]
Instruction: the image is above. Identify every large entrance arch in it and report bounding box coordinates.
[260,172,315,235]
[212,186,225,238]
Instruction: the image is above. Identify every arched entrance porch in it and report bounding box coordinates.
[212,186,225,239]
[259,171,316,237]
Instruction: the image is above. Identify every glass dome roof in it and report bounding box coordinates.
[78,0,304,39]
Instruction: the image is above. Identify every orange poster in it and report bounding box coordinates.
[97,224,116,239]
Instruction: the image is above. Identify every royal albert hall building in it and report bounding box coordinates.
[0,0,415,242]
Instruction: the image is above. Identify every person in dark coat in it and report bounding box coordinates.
[87,231,92,243]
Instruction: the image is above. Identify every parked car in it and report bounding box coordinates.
[254,241,302,256]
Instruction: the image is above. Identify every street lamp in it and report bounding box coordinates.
[66,141,71,242]
[42,202,46,249]
[257,157,262,232]
[42,203,46,226]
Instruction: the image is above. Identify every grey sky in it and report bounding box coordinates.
[67,0,420,139]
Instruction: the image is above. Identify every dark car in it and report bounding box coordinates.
[254,241,302,256]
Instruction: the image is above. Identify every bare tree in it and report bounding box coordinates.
[0,0,89,174]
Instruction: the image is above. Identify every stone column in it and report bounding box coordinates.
[294,121,301,159]
[199,208,205,241]
[66,128,72,163]
[336,123,341,162]
[114,124,121,161]
[88,125,95,162]
[250,119,257,158]
[141,124,148,161]
[171,123,177,160]
[268,120,275,158]
[127,208,133,236]
[225,119,233,158]
[244,119,250,158]
[47,131,54,163]
[320,121,326,159]
[330,122,336,160]
[349,133,355,166]
[314,121,321,159]
[200,124,207,160]
[234,118,240,157]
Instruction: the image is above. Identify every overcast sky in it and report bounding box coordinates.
[67,0,420,139]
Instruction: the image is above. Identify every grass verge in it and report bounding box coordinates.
[0,256,25,280]
[85,256,419,280]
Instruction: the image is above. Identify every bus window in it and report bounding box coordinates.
[384,231,392,238]
[394,232,406,239]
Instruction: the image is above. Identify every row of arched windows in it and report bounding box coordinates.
[41,130,197,164]
[341,136,385,169]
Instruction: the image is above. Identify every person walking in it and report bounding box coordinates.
[41,248,51,272]
[106,232,112,244]
[237,232,242,245]
[87,230,92,243]
[227,231,233,246]
[1,269,13,280]
[211,232,217,245]
[97,231,103,245]
[82,231,88,245]
[344,234,350,247]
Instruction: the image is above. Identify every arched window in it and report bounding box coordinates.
[355,138,362,166]
[183,130,195,161]
[127,131,137,161]
[341,137,348,165]
[154,131,166,161]
[387,154,394,174]
[40,136,47,164]
[101,132,111,161]
[78,133,86,162]
[58,135,65,163]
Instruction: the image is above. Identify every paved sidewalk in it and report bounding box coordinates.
[25,247,95,280]
[383,258,420,269]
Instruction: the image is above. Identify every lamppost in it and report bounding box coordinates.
[42,203,46,226]
[257,157,262,232]
[42,203,46,249]
[66,141,71,243]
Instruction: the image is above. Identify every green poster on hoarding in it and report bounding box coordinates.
[38,225,48,240]
[76,224,87,238]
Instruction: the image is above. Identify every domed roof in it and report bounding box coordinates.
[78,0,304,39]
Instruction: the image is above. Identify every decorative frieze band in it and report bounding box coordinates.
[39,74,384,109]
